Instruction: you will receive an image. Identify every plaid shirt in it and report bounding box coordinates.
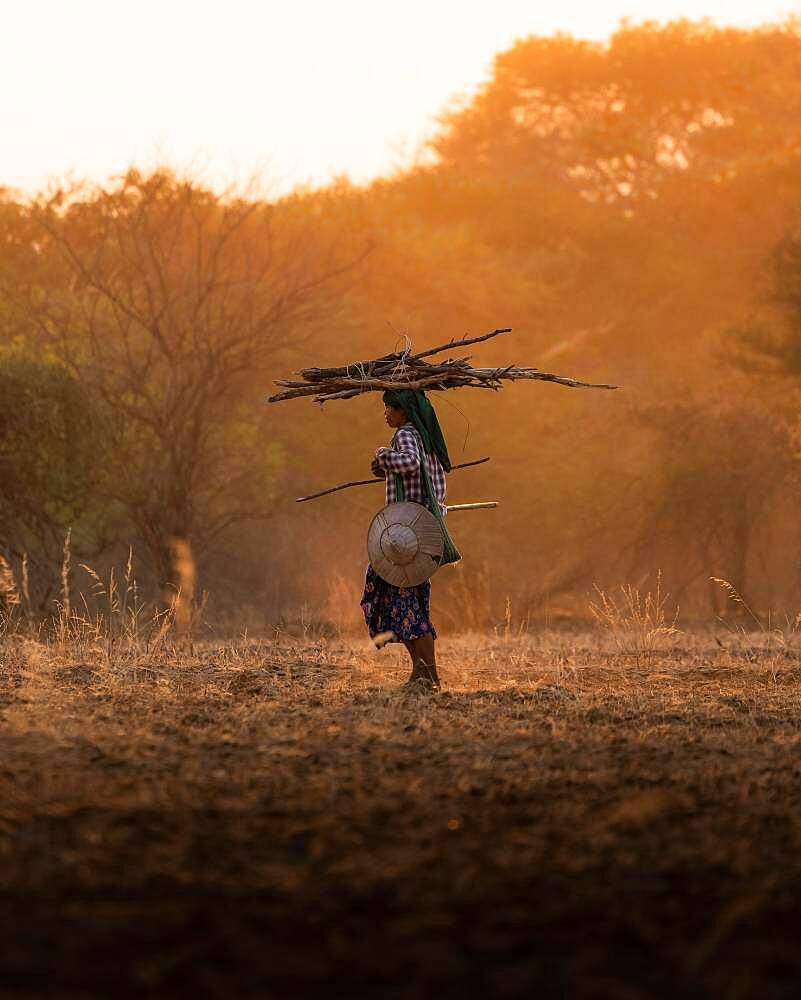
[375,424,447,515]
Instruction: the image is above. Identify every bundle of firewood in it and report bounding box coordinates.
[267,328,617,404]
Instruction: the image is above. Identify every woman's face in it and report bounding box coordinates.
[384,403,407,428]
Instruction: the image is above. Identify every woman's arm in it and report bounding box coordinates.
[375,427,421,474]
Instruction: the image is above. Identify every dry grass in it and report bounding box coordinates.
[3,618,801,997]
[589,571,681,660]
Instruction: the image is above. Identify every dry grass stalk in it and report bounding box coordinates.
[60,528,72,622]
[0,554,21,638]
[34,547,180,662]
[589,572,681,659]
[710,577,763,628]
[711,577,801,652]
[0,555,20,608]
[20,553,31,622]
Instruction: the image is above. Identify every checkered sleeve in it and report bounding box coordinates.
[375,427,421,475]
[430,456,447,513]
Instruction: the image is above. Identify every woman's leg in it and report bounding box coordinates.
[401,634,439,687]
[392,578,438,689]
[411,634,437,675]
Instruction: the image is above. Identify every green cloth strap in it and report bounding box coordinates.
[392,450,460,570]
[382,389,452,472]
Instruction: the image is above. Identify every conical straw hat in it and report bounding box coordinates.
[367,501,444,587]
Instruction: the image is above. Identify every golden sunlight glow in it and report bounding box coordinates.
[2,0,796,195]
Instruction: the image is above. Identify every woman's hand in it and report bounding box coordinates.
[371,458,386,479]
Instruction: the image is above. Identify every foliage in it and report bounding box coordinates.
[0,348,112,605]
[5,170,367,601]
[734,221,801,376]
[5,22,801,618]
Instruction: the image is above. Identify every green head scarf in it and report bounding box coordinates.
[382,388,452,472]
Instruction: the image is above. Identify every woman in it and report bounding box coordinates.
[360,388,451,691]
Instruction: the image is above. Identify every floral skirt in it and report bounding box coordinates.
[360,564,437,644]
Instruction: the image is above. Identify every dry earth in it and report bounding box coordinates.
[2,629,801,998]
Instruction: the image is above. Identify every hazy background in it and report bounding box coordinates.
[3,3,801,630]
[2,0,796,193]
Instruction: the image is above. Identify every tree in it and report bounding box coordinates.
[13,169,367,606]
[628,397,795,612]
[734,219,801,377]
[432,21,801,207]
[420,21,801,366]
[0,350,111,609]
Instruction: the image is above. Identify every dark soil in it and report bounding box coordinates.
[2,635,801,998]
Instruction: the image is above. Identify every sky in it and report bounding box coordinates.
[2,0,798,198]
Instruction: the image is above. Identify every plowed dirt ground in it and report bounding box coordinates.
[2,631,801,998]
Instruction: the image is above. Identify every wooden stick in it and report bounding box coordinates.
[296,330,510,380]
[266,326,619,404]
[295,457,490,502]
[267,361,617,402]
[411,328,513,361]
[446,501,498,512]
